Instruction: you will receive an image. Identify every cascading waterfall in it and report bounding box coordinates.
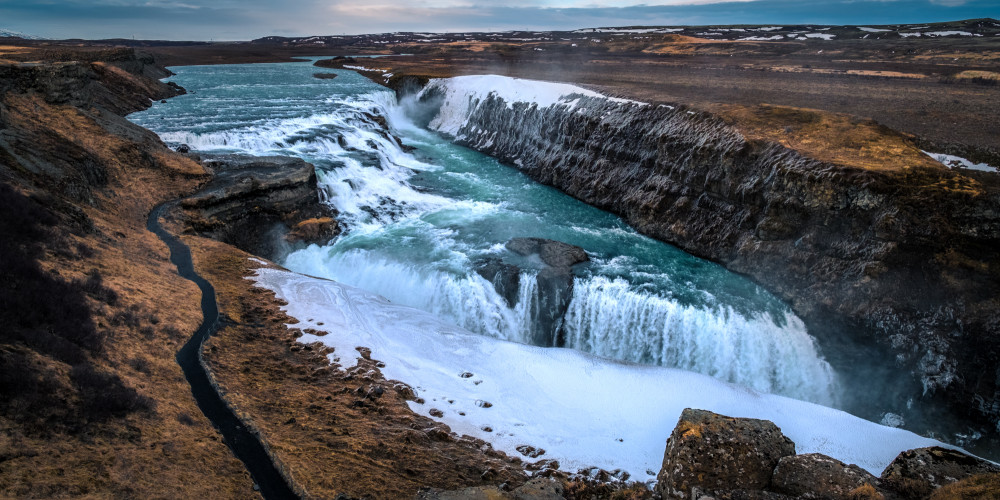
[129,61,839,406]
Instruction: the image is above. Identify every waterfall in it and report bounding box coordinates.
[133,65,840,407]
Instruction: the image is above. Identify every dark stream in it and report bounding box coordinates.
[147,203,298,500]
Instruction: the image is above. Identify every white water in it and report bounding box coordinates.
[136,66,839,405]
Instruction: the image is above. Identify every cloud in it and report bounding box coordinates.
[0,0,996,40]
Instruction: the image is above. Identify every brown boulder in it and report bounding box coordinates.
[656,409,796,499]
[880,447,1000,496]
[771,453,879,499]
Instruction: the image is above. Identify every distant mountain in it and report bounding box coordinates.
[0,29,42,40]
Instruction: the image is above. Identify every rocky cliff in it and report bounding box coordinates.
[410,78,1000,443]
[177,154,338,260]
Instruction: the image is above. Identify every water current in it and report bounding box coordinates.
[130,59,839,405]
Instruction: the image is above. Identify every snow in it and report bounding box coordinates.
[900,32,922,38]
[804,33,836,40]
[251,267,955,479]
[924,151,999,173]
[740,35,784,41]
[0,28,41,39]
[859,27,891,32]
[925,31,979,37]
[422,75,641,136]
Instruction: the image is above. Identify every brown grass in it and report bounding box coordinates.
[929,473,1000,499]
[0,77,257,497]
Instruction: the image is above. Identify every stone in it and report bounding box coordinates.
[474,256,521,308]
[511,477,564,499]
[771,453,879,499]
[505,237,588,269]
[880,447,1000,495]
[656,409,796,499]
[505,237,589,346]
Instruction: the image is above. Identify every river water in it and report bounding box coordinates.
[130,59,838,405]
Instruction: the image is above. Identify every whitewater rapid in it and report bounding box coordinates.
[130,63,839,405]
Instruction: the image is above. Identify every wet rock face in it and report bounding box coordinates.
[506,238,589,347]
[474,238,588,346]
[656,409,796,499]
[770,453,878,499]
[424,87,1000,436]
[880,446,1000,494]
[474,256,521,308]
[178,154,339,259]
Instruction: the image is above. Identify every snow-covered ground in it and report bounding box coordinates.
[925,151,999,173]
[252,267,950,480]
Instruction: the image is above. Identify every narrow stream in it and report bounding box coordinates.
[147,203,298,500]
[131,59,838,406]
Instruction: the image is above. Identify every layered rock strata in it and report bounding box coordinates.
[177,153,339,259]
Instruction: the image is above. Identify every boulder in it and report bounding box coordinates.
[771,453,879,499]
[656,409,796,500]
[880,447,1000,496]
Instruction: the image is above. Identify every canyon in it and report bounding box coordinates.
[1,24,999,498]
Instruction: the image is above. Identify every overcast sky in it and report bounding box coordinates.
[1,0,996,41]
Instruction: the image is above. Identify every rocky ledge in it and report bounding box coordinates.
[176,153,339,259]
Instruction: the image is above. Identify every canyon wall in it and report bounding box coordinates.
[410,78,1000,440]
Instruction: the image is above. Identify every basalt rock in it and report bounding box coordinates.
[771,453,879,499]
[474,256,521,308]
[505,238,589,347]
[656,409,796,499]
[178,154,338,259]
[880,446,1000,495]
[417,80,1000,439]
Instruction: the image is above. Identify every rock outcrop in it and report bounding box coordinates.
[880,446,1000,495]
[658,409,996,500]
[657,409,796,499]
[177,154,339,259]
[474,238,589,346]
[771,454,878,499]
[413,80,1000,440]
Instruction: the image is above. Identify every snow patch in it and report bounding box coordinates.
[924,151,998,173]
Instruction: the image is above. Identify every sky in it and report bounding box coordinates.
[0,0,997,41]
